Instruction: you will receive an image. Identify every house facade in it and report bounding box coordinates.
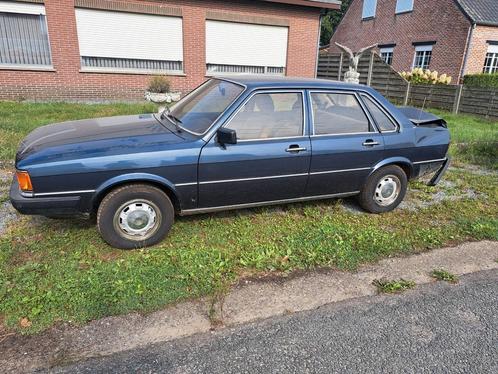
[0,0,340,101]
[330,0,498,82]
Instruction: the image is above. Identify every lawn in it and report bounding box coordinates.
[0,102,497,334]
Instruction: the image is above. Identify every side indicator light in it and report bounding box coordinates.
[16,171,33,192]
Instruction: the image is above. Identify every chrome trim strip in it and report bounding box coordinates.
[413,158,447,165]
[175,182,198,187]
[180,191,360,216]
[237,135,308,143]
[199,173,308,185]
[33,190,95,197]
[310,167,372,175]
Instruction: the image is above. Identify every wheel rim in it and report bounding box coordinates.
[374,174,401,207]
[113,199,161,241]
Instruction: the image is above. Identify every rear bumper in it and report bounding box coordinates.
[10,178,82,216]
[427,157,450,186]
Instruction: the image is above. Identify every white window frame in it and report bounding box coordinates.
[483,44,498,74]
[396,0,414,14]
[362,0,377,19]
[413,44,433,69]
[0,1,52,69]
[380,47,394,65]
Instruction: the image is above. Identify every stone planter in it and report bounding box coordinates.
[144,91,181,104]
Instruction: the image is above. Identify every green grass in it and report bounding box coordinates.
[430,269,459,284]
[372,278,416,294]
[429,109,498,169]
[0,102,497,334]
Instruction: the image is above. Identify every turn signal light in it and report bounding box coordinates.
[16,171,33,192]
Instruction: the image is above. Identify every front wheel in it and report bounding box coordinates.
[358,165,407,214]
[97,184,174,249]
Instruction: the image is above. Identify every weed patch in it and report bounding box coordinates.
[372,279,416,294]
[430,269,459,283]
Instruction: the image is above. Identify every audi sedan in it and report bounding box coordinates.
[10,76,450,249]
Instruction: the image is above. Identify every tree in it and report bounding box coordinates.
[320,0,353,46]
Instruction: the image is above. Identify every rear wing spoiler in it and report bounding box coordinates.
[397,107,447,128]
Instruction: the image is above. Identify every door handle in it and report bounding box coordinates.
[362,139,380,147]
[286,145,307,153]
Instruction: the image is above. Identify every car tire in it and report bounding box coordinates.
[97,184,174,249]
[358,165,407,214]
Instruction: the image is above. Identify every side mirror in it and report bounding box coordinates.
[217,128,237,145]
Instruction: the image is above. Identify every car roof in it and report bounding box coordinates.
[214,75,369,92]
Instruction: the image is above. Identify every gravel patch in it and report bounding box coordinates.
[0,169,17,235]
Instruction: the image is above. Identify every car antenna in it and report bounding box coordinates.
[419,97,427,121]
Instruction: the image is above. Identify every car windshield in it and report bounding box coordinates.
[164,79,244,135]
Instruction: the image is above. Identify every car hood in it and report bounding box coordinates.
[16,114,184,164]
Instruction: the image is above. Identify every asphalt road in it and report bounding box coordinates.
[53,270,498,374]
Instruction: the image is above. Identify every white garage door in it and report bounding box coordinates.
[206,20,288,75]
[75,8,184,73]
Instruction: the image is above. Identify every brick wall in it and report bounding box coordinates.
[0,0,320,102]
[330,0,471,81]
[464,25,498,75]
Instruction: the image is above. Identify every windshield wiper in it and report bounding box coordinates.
[160,108,183,132]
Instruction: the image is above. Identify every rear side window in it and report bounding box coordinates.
[362,95,397,132]
[310,92,372,135]
[226,92,304,140]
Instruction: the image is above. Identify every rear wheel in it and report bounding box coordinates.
[97,184,174,249]
[358,165,407,213]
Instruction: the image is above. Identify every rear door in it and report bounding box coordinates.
[305,90,385,196]
[198,90,311,208]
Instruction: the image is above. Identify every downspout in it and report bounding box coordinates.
[315,10,326,78]
[460,23,476,82]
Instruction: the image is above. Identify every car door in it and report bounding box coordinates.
[305,90,385,196]
[198,90,311,208]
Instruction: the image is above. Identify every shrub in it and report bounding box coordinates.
[463,73,498,88]
[147,75,171,93]
[400,68,452,85]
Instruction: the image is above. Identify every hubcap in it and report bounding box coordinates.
[114,200,160,240]
[374,175,401,207]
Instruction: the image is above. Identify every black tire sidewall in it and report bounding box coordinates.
[359,165,408,214]
[97,185,174,249]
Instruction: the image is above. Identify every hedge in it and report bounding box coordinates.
[463,73,498,88]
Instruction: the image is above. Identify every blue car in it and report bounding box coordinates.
[10,77,450,249]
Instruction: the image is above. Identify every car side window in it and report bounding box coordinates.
[226,92,303,140]
[361,95,397,132]
[311,92,372,135]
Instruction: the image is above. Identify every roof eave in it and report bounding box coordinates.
[475,21,498,27]
[261,0,341,10]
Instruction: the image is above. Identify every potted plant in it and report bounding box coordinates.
[144,76,181,103]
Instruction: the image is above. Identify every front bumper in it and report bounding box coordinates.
[10,178,81,216]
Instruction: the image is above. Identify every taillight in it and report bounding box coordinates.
[16,171,33,192]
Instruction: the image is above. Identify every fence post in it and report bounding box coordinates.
[367,52,375,86]
[403,82,411,106]
[338,53,343,81]
[486,89,496,118]
[453,84,463,114]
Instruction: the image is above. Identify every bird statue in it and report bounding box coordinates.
[335,42,378,83]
